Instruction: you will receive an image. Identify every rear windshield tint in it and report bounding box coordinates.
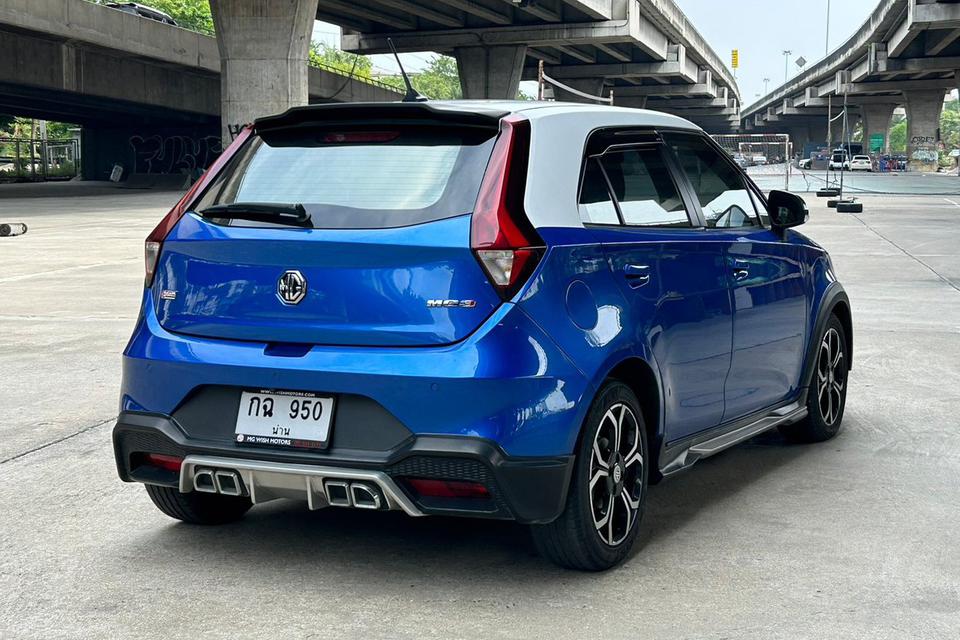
[195,126,498,229]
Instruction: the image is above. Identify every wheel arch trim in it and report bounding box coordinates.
[801,283,852,399]
[580,354,664,482]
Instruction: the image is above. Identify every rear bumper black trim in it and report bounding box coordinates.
[113,411,573,524]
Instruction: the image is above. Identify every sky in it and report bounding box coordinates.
[674,0,877,105]
[313,0,879,102]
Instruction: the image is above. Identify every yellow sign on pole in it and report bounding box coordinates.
[731,49,739,69]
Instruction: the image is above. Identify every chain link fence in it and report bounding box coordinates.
[709,131,960,194]
[0,138,79,182]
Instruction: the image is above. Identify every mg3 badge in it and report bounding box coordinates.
[277,270,307,305]
[426,299,477,308]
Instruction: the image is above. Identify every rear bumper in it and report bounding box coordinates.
[114,413,573,524]
[121,294,593,458]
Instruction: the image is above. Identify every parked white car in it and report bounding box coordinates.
[848,155,872,171]
[829,153,849,171]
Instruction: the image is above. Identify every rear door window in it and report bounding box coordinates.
[599,147,691,228]
[196,126,497,229]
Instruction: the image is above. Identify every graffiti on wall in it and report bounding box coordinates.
[129,134,223,175]
[910,135,939,164]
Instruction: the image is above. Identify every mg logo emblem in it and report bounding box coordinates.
[277,270,307,305]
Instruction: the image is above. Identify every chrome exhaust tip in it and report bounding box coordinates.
[193,469,217,493]
[214,470,243,496]
[350,483,382,510]
[324,480,352,507]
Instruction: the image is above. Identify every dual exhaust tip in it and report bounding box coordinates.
[192,467,383,510]
[323,480,383,510]
[194,468,244,496]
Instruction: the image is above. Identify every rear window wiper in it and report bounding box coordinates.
[199,202,311,227]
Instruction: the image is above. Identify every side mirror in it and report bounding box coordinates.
[767,190,808,229]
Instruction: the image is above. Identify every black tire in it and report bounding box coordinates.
[145,484,252,525]
[531,381,648,571]
[779,314,849,444]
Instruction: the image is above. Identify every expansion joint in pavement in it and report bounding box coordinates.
[0,417,115,465]
[849,212,960,295]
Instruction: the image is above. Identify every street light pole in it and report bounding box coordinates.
[783,50,792,82]
[825,0,831,56]
[763,77,770,95]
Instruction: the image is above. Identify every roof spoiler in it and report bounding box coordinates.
[254,103,509,134]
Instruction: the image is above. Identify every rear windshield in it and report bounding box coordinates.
[195,125,498,229]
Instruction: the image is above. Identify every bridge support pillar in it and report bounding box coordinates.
[787,126,810,157]
[210,0,319,143]
[808,122,828,148]
[904,89,945,172]
[861,103,897,155]
[556,78,607,104]
[454,46,526,99]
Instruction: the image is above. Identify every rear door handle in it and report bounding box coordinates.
[623,264,651,288]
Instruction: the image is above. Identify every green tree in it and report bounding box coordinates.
[381,55,463,100]
[889,118,907,153]
[0,117,76,140]
[940,100,960,150]
[89,0,214,34]
[309,42,373,79]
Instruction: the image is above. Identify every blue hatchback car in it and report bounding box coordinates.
[114,101,852,570]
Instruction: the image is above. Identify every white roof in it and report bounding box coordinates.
[427,100,702,131]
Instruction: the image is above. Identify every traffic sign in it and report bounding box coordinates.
[731,49,739,69]
[869,133,885,153]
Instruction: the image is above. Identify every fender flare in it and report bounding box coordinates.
[799,283,852,404]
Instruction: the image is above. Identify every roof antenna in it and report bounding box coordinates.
[388,38,428,102]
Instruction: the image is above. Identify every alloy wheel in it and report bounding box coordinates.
[589,403,643,547]
[817,327,846,425]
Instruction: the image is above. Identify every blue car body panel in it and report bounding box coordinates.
[122,219,838,459]
[718,227,810,422]
[154,213,500,347]
[123,289,592,458]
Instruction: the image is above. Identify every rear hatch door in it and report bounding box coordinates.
[153,111,504,346]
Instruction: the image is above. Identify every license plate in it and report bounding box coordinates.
[235,390,334,449]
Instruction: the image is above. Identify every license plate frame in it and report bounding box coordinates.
[234,389,335,450]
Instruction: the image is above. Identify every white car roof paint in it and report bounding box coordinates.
[523,104,701,229]
[430,101,702,229]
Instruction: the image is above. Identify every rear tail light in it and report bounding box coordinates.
[404,478,491,499]
[471,115,543,299]
[143,453,183,473]
[144,126,254,286]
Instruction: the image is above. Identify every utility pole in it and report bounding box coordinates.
[783,50,792,82]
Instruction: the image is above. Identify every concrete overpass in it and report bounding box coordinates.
[324,0,741,131]
[1,0,742,183]
[0,0,399,179]
[742,0,960,171]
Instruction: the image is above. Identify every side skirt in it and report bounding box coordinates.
[658,401,807,477]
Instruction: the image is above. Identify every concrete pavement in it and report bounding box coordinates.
[1,186,958,638]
